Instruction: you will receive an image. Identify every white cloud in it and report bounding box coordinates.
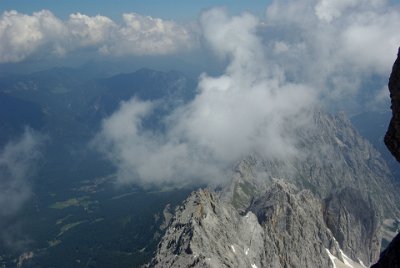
[67,13,116,47]
[93,9,315,188]
[0,10,66,62]
[264,0,400,105]
[101,13,194,56]
[0,128,44,249]
[93,0,400,188]
[0,10,195,63]
[314,0,385,22]
[0,128,44,217]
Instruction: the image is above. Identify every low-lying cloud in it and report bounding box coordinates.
[0,10,194,63]
[93,8,315,188]
[0,128,44,248]
[94,0,400,188]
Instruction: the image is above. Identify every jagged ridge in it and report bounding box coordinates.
[149,110,400,267]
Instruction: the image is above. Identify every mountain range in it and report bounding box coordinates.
[149,110,400,268]
[0,65,399,267]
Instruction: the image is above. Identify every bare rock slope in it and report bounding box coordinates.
[149,109,400,268]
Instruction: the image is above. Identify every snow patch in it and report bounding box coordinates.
[326,248,366,268]
[326,249,338,268]
[245,247,249,255]
[340,249,353,267]
[230,245,236,253]
[358,259,367,268]
[251,264,258,268]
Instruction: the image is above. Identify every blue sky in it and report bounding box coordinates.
[0,0,270,21]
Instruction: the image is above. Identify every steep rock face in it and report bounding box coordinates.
[247,181,339,268]
[371,233,400,268]
[148,189,264,267]
[385,48,400,162]
[373,48,400,268]
[323,187,381,263]
[149,109,400,267]
[149,181,346,268]
[225,111,399,220]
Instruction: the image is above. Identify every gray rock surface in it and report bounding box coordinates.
[149,110,400,267]
[149,181,341,268]
[323,187,381,264]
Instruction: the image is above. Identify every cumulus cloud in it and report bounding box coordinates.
[0,128,44,249]
[0,10,195,63]
[101,13,194,56]
[314,0,384,22]
[0,10,66,62]
[264,0,400,106]
[93,0,400,188]
[93,8,315,188]
[67,13,116,47]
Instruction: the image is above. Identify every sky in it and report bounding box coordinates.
[0,0,270,21]
[0,0,399,72]
[1,0,400,189]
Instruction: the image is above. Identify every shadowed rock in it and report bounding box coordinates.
[385,48,400,162]
[372,48,400,268]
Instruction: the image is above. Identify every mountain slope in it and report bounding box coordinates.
[149,110,400,267]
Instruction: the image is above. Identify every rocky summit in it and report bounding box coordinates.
[148,109,400,268]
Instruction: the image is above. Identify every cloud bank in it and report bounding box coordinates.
[0,10,194,63]
[263,0,400,106]
[94,0,400,188]
[93,8,315,188]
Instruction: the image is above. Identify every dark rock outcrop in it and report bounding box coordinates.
[371,233,400,268]
[373,48,400,268]
[385,48,400,162]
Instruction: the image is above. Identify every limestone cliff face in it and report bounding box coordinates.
[323,188,381,263]
[149,182,342,268]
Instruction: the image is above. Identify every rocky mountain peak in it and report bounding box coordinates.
[148,107,400,267]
